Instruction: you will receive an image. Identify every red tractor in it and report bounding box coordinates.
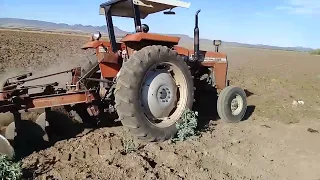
[0,0,247,158]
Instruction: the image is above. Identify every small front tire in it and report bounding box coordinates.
[217,86,247,123]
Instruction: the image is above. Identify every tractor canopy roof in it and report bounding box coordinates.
[99,0,191,19]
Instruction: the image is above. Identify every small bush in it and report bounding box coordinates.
[310,49,320,55]
[0,155,22,180]
[172,108,199,142]
[123,138,136,154]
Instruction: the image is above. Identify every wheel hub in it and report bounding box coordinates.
[157,86,172,102]
[230,95,243,116]
[141,70,177,119]
[231,99,238,110]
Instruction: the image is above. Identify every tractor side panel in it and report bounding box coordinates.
[173,46,228,90]
[95,44,122,78]
[82,39,126,78]
[212,62,228,90]
[173,46,227,59]
[198,51,228,90]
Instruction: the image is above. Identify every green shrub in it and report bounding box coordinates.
[310,49,320,55]
[172,108,199,142]
[0,155,22,180]
[123,138,136,154]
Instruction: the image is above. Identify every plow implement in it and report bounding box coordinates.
[0,67,101,158]
[0,0,248,159]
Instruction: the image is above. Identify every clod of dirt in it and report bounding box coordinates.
[261,125,271,128]
[307,128,319,133]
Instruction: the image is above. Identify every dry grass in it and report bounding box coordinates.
[310,49,320,55]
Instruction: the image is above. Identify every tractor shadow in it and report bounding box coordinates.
[12,107,121,160]
[11,111,83,160]
[243,89,255,121]
[242,105,255,121]
[72,103,122,128]
[193,80,256,132]
[11,120,49,160]
[244,89,254,97]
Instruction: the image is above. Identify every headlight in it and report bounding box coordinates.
[213,40,222,46]
[92,31,101,40]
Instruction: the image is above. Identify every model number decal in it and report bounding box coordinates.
[189,54,226,62]
[98,46,107,53]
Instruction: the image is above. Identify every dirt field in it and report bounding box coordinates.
[1,29,320,180]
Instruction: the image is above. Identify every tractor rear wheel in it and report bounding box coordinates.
[217,86,247,123]
[115,45,194,142]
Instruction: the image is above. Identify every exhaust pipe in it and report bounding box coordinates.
[194,9,201,61]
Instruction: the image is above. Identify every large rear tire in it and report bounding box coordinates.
[115,45,194,142]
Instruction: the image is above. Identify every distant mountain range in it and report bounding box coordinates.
[0,18,314,52]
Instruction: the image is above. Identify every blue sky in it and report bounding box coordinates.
[1,0,319,48]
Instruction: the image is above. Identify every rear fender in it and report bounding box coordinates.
[120,32,180,53]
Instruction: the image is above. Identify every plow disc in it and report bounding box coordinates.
[0,112,15,158]
[5,117,49,142]
[0,111,50,158]
[0,134,14,159]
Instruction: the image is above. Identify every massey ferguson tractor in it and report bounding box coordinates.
[0,0,247,158]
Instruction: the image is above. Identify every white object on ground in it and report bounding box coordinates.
[292,100,305,107]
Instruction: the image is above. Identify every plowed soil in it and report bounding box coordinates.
[1,29,320,180]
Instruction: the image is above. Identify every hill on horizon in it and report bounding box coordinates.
[0,18,314,52]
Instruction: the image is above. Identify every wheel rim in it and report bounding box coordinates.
[140,61,188,128]
[230,94,244,116]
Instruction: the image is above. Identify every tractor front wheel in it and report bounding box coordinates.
[217,86,247,123]
[115,45,194,142]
